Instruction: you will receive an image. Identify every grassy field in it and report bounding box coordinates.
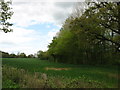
[2,58,119,88]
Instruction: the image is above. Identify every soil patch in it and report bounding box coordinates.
[45,67,71,71]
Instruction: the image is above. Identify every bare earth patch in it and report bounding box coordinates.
[108,73,119,79]
[45,67,71,71]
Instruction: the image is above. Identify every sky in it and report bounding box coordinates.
[0,0,79,55]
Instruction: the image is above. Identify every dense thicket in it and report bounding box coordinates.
[38,2,120,65]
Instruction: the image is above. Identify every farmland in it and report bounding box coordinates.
[1,0,120,89]
[2,58,119,88]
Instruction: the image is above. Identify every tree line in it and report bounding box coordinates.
[0,51,35,58]
[37,1,120,65]
[1,1,120,65]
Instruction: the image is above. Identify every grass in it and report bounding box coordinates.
[2,65,111,88]
[2,58,119,88]
[2,79,20,88]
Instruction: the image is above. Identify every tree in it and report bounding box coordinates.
[0,0,13,33]
[46,1,120,65]
[28,54,34,58]
[0,51,9,58]
[81,2,120,52]
[9,53,16,58]
[71,2,88,19]
[70,1,120,64]
[19,53,27,58]
[37,50,49,60]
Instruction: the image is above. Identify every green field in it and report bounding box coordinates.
[2,58,119,88]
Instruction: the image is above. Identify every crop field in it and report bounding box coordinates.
[2,58,119,88]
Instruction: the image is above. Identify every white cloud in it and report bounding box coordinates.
[48,29,59,38]
[0,0,77,55]
[47,28,59,43]
[10,1,74,28]
[0,27,36,44]
[0,26,37,54]
[0,26,60,55]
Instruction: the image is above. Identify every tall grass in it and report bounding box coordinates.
[3,65,45,88]
[2,58,119,88]
[3,65,112,88]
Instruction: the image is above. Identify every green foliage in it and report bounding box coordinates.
[0,51,9,58]
[81,2,120,51]
[47,2,120,65]
[0,51,32,58]
[2,79,20,88]
[0,0,13,33]
[18,53,27,58]
[9,53,16,58]
[3,65,45,88]
[37,50,49,60]
[48,29,77,63]
[28,54,35,58]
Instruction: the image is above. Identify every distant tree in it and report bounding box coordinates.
[19,53,27,58]
[0,51,9,58]
[37,50,43,58]
[37,50,48,60]
[16,52,20,58]
[9,53,16,58]
[34,53,37,58]
[28,54,34,58]
[0,0,13,33]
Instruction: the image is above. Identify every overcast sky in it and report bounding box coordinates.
[0,0,80,55]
